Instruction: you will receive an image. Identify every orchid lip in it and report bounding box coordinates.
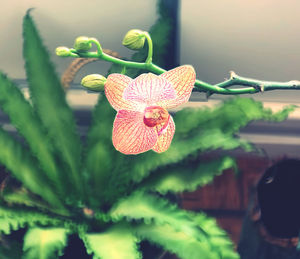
[143,106,170,128]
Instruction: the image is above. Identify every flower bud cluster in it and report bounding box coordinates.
[55,36,94,57]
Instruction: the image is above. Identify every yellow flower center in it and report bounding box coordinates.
[143,106,169,128]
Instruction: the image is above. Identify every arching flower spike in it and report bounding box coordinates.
[105,65,196,155]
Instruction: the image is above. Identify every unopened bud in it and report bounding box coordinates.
[122,29,146,50]
[74,36,92,52]
[55,47,71,57]
[81,74,106,91]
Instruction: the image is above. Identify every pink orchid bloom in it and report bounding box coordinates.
[104,65,196,155]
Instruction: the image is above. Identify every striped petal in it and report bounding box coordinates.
[112,110,158,155]
[105,74,136,111]
[152,115,175,153]
[159,65,196,109]
[123,73,176,106]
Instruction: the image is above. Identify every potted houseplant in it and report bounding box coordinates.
[0,9,297,259]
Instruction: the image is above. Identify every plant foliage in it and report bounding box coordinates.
[0,8,295,259]
[81,224,141,259]
[23,10,84,203]
[140,156,237,194]
[23,227,68,259]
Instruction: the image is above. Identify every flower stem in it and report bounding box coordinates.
[89,37,103,56]
[144,31,153,64]
[65,42,300,96]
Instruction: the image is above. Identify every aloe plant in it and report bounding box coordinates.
[0,11,295,259]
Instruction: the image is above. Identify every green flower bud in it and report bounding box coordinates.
[55,47,71,57]
[81,74,107,92]
[122,29,146,50]
[74,36,92,52]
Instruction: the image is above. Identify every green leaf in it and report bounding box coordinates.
[109,192,205,241]
[0,217,26,235]
[23,10,83,200]
[103,127,251,206]
[0,127,64,210]
[134,223,217,259]
[0,206,64,235]
[116,128,251,188]
[140,156,236,194]
[190,212,240,259]
[84,95,119,207]
[23,227,68,259]
[2,186,50,210]
[81,224,141,259]
[133,212,240,259]
[174,97,295,137]
[0,73,64,195]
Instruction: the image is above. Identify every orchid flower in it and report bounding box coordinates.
[104,65,196,155]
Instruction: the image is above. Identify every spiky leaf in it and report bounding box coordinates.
[0,127,64,209]
[84,95,119,207]
[141,156,236,194]
[23,227,68,259]
[81,224,141,259]
[0,206,64,235]
[134,223,217,259]
[190,212,239,259]
[2,187,49,210]
[23,11,83,200]
[110,192,205,241]
[0,73,63,194]
[133,212,239,259]
[0,217,27,235]
[109,128,251,197]
[174,97,296,137]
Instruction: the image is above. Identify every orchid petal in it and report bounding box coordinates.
[105,74,135,111]
[152,115,175,153]
[123,73,176,106]
[159,65,196,109]
[112,110,158,154]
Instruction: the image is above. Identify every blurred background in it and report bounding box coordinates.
[0,0,157,79]
[2,0,300,106]
[2,0,300,248]
[2,0,300,89]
